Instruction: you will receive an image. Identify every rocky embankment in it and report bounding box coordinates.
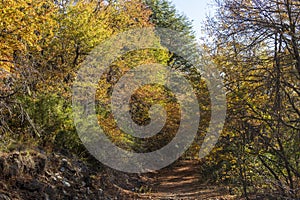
[0,150,146,200]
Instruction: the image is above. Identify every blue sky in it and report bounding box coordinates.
[171,0,216,39]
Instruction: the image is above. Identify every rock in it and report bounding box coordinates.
[0,193,10,200]
[61,159,69,168]
[45,170,52,177]
[62,180,71,187]
[44,193,50,200]
[81,181,86,187]
[87,187,91,194]
[60,167,65,172]
[99,188,103,195]
[55,174,62,180]
[44,186,56,200]
[83,175,91,187]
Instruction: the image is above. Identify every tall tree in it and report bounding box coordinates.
[144,0,198,72]
[0,0,57,138]
[143,0,213,159]
[206,0,300,198]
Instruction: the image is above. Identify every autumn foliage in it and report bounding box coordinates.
[0,0,300,199]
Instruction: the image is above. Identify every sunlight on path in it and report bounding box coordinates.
[137,160,236,200]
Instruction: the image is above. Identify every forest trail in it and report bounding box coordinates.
[135,160,236,200]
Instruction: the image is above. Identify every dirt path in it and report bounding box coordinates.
[135,160,236,200]
[0,150,237,199]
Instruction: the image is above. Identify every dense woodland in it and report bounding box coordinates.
[0,0,299,199]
